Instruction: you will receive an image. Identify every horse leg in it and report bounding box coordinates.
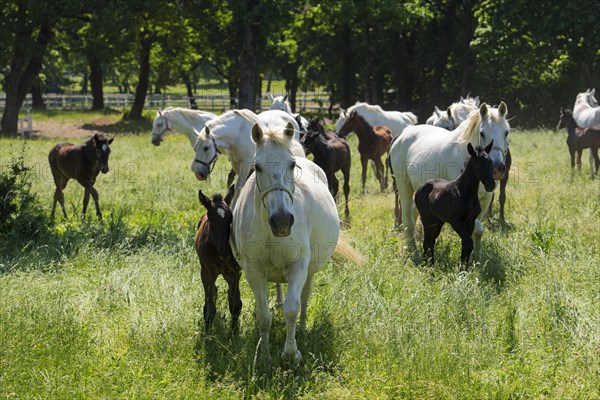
[342,167,351,219]
[245,267,272,361]
[281,263,308,364]
[499,174,508,222]
[360,156,368,194]
[592,148,600,177]
[224,266,242,334]
[275,283,284,307]
[589,149,598,178]
[82,188,91,217]
[450,220,475,269]
[78,180,102,219]
[329,174,339,202]
[51,176,68,220]
[200,266,218,332]
[569,147,576,176]
[397,178,418,255]
[226,169,236,188]
[374,158,386,192]
[299,274,314,332]
[422,217,443,264]
[576,149,582,172]
[392,175,401,228]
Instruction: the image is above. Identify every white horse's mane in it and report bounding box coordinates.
[454,110,482,144]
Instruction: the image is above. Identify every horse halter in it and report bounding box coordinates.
[255,164,298,207]
[155,114,170,139]
[194,135,221,173]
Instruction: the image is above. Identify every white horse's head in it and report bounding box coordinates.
[191,126,220,181]
[151,109,170,146]
[478,102,510,180]
[268,92,292,114]
[433,106,455,130]
[252,122,297,237]
[335,108,348,135]
[577,88,598,107]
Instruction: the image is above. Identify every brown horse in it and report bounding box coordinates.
[48,133,113,220]
[415,142,495,266]
[195,187,241,332]
[338,111,393,192]
[301,118,352,218]
[557,108,600,177]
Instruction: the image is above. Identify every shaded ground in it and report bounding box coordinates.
[27,115,151,139]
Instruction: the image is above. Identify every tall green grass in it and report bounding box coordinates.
[0,128,598,398]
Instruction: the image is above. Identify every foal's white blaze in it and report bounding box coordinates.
[102,144,108,152]
[217,207,226,219]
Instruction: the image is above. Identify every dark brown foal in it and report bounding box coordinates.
[301,118,352,218]
[195,187,242,332]
[557,108,600,177]
[338,111,393,193]
[415,142,495,267]
[48,133,113,220]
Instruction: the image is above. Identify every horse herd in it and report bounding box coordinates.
[46,89,599,364]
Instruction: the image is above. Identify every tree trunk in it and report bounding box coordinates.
[285,62,300,113]
[31,76,45,110]
[238,19,260,111]
[1,24,53,135]
[182,73,197,109]
[228,80,238,109]
[128,31,153,120]
[89,55,104,110]
[340,25,356,108]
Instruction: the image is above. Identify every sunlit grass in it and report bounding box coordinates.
[0,128,598,398]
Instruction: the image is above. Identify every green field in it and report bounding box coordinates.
[0,122,599,398]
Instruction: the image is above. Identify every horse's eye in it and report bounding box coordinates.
[203,146,209,151]
[255,164,262,173]
[504,130,509,137]
[289,162,296,170]
[480,131,486,138]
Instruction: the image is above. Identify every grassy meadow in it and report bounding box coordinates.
[0,120,599,398]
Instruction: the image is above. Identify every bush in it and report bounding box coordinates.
[0,153,49,247]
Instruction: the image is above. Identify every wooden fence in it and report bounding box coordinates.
[0,91,333,114]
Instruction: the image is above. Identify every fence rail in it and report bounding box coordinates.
[0,91,333,114]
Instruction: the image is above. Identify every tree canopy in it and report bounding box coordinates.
[1,0,598,133]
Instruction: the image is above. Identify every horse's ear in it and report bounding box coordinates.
[498,101,508,117]
[590,88,596,96]
[198,190,211,209]
[434,106,442,117]
[108,137,114,145]
[93,133,101,146]
[474,96,480,106]
[446,107,452,119]
[204,126,210,136]
[484,140,494,154]
[283,122,295,140]
[158,109,163,117]
[267,92,274,102]
[283,93,288,101]
[251,123,263,143]
[339,108,346,117]
[479,103,488,119]
[224,185,235,206]
[467,143,476,156]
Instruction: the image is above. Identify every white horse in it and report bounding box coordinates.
[336,102,417,138]
[426,96,480,129]
[389,102,510,256]
[151,107,217,146]
[230,121,361,364]
[190,109,303,204]
[267,91,308,131]
[573,89,600,130]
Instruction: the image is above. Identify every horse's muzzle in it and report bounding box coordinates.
[492,164,506,180]
[269,212,294,237]
[101,165,109,174]
[151,138,161,146]
[483,180,496,192]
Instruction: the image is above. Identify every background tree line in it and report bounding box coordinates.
[1,0,598,134]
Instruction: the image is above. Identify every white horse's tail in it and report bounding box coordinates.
[334,233,366,266]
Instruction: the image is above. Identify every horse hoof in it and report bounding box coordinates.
[281,350,302,364]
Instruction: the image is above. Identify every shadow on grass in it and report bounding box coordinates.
[0,210,189,274]
[194,305,340,397]
[80,118,152,135]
